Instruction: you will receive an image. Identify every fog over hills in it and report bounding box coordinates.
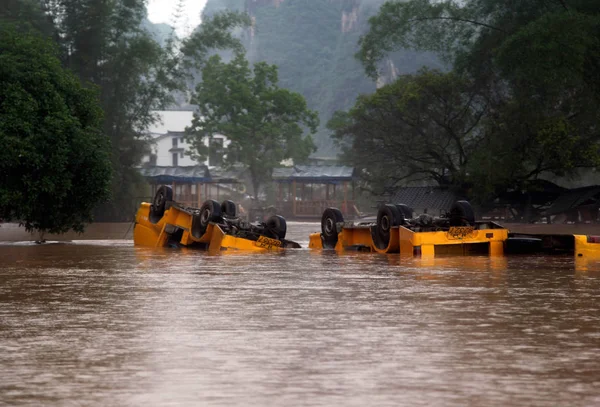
[151,0,441,156]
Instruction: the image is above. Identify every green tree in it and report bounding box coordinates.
[0,0,55,35]
[330,69,486,195]
[468,11,600,203]
[0,26,111,236]
[350,0,600,210]
[39,3,249,220]
[41,0,183,220]
[356,0,577,78]
[187,52,319,198]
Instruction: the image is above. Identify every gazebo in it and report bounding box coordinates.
[138,165,243,207]
[272,165,356,218]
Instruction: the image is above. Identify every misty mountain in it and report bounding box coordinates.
[142,19,175,47]
[200,0,441,157]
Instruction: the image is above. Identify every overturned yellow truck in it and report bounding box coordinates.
[134,186,301,252]
[309,201,508,256]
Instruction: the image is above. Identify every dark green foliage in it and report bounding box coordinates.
[2,1,257,222]
[357,0,567,78]
[187,52,318,198]
[345,0,600,210]
[496,11,600,99]
[0,26,111,234]
[0,0,55,35]
[330,69,486,195]
[42,0,185,220]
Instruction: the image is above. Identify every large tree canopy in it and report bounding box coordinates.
[0,26,111,235]
[341,0,600,214]
[330,69,486,195]
[187,52,319,198]
[41,0,184,220]
[356,0,597,78]
[8,2,251,221]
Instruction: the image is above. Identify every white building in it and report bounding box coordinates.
[142,110,230,167]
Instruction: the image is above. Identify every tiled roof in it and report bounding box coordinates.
[138,165,241,183]
[272,165,355,182]
[391,187,461,213]
[209,165,246,183]
[542,185,600,216]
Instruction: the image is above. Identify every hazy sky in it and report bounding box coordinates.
[147,0,208,37]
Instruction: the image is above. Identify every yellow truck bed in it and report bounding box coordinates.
[309,202,507,257]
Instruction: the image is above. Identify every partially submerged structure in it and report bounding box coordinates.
[308,200,600,259]
[542,185,600,223]
[272,165,356,219]
[309,201,508,256]
[138,165,245,208]
[134,186,300,252]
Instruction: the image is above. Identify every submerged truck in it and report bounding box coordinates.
[309,201,508,256]
[310,201,600,259]
[134,186,301,252]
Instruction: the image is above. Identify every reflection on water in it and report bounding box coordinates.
[1,223,600,406]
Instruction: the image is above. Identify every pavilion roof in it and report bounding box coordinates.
[272,165,355,183]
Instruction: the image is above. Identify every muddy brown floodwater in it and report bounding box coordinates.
[1,222,600,406]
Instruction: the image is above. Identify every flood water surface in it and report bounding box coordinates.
[1,222,600,406]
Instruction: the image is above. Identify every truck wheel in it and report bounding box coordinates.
[449,200,475,226]
[395,204,413,225]
[150,185,173,223]
[192,200,222,238]
[221,200,237,218]
[266,215,287,239]
[321,207,344,247]
[377,204,401,245]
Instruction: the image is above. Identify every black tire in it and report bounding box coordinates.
[149,185,173,223]
[395,204,413,225]
[321,207,344,245]
[449,200,475,226]
[198,199,221,230]
[377,204,401,244]
[192,200,222,238]
[221,200,237,218]
[266,215,287,239]
[152,185,173,217]
[190,214,205,238]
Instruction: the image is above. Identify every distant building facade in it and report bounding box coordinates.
[141,110,230,168]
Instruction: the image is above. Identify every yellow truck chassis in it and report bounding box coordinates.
[134,186,300,252]
[309,202,508,257]
[309,201,600,259]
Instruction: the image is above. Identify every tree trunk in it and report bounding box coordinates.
[252,180,261,200]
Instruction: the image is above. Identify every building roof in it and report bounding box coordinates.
[272,165,355,183]
[139,166,211,183]
[496,179,567,206]
[542,185,600,216]
[138,165,244,184]
[209,165,246,183]
[390,187,461,213]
